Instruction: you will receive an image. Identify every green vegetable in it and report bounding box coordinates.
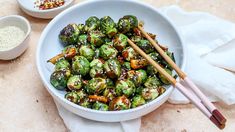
[109,95,131,111]
[127,69,147,86]
[131,95,146,108]
[100,16,117,38]
[159,68,172,84]
[103,87,116,101]
[137,40,154,54]
[85,77,107,94]
[122,47,138,61]
[90,59,104,68]
[115,79,136,97]
[65,91,79,103]
[113,34,128,50]
[122,62,131,70]
[67,75,83,91]
[59,24,80,45]
[92,102,109,111]
[144,75,161,88]
[79,45,95,61]
[55,58,70,71]
[141,87,159,100]
[84,16,100,32]
[103,59,121,79]
[72,56,90,76]
[117,15,138,33]
[99,44,118,60]
[79,97,92,108]
[50,69,71,90]
[89,66,104,78]
[77,34,88,46]
[88,30,105,47]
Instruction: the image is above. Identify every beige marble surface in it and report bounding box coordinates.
[0,0,235,132]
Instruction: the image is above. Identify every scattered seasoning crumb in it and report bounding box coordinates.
[46,110,48,113]
[34,0,65,10]
[177,110,181,113]
[36,99,39,103]
[0,26,25,51]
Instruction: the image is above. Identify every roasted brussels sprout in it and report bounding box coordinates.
[99,44,118,60]
[65,91,79,103]
[115,79,136,97]
[137,40,154,54]
[88,30,105,47]
[79,45,95,61]
[144,75,161,88]
[84,16,100,32]
[62,45,78,59]
[130,35,142,43]
[85,77,107,94]
[72,56,90,76]
[59,24,80,45]
[103,59,121,79]
[109,95,131,111]
[67,75,83,90]
[76,90,87,103]
[55,58,70,71]
[106,78,114,86]
[100,16,117,38]
[127,69,147,86]
[89,66,104,78]
[122,62,131,70]
[131,95,146,108]
[50,69,71,90]
[77,34,88,45]
[113,34,128,50]
[77,24,86,34]
[103,87,116,101]
[148,52,160,62]
[117,15,138,33]
[141,87,159,100]
[146,65,158,75]
[90,58,104,68]
[130,59,148,69]
[122,47,138,61]
[135,86,144,95]
[92,102,109,111]
[159,68,172,84]
[79,97,92,108]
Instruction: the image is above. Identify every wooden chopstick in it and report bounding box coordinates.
[138,25,226,125]
[127,39,225,129]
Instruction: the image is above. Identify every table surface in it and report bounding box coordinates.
[1,0,235,132]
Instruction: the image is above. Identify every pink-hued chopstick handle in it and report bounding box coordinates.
[175,82,211,118]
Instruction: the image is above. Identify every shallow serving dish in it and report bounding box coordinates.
[0,15,31,60]
[36,0,186,122]
[17,0,74,19]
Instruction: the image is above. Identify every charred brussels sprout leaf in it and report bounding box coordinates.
[79,45,95,61]
[85,77,107,94]
[103,59,121,79]
[115,79,136,97]
[67,75,83,91]
[72,56,90,76]
[99,44,118,60]
[84,16,100,32]
[55,58,70,71]
[137,40,154,54]
[131,95,146,108]
[65,91,79,103]
[92,102,109,111]
[100,16,117,38]
[109,95,131,111]
[113,34,128,51]
[144,75,161,88]
[59,24,80,45]
[141,87,159,100]
[50,69,71,90]
[88,30,105,47]
[62,45,78,59]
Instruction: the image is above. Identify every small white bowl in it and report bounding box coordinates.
[0,15,31,60]
[17,0,74,19]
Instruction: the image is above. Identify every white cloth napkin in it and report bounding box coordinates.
[55,5,235,132]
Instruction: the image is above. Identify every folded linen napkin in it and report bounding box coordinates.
[55,5,235,132]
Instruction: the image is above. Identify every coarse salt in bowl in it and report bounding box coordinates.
[0,15,31,60]
[36,0,186,122]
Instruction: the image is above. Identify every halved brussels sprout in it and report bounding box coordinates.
[127,69,147,86]
[100,16,117,38]
[62,45,78,59]
[113,34,128,51]
[92,102,109,111]
[122,47,138,61]
[117,15,138,33]
[85,77,107,94]
[103,87,116,102]
[90,58,104,68]
[123,15,138,29]
[67,75,83,91]
[131,95,146,108]
[141,87,159,100]
[103,59,121,79]
[55,58,70,71]
[50,69,71,90]
[65,91,79,103]
[130,59,148,69]
[88,30,105,47]
[115,79,136,97]
[72,56,90,76]
[84,16,100,32]
[109,95,131,111]
[159,68,172,85]
[148,52,160,62]
[99,44,118,60]
[77,34,88,46]
[79,97,92,108]
[79,45,95,61]
[89,66,104,78]
[144,75,161,88]
[59,24,80,45]
[137,40,154,54]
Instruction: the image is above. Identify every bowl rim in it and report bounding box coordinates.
[17,0,74,13]
[0,15,31,52]
[36,0,186,115]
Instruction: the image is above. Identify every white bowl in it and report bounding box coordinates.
[17,0,74,19]
[36,0,186,122]
[0,15,31,60]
